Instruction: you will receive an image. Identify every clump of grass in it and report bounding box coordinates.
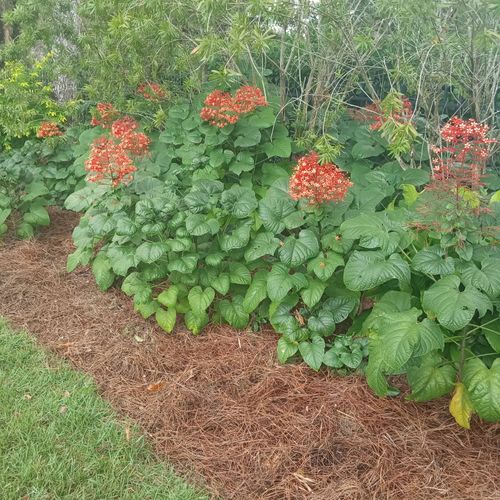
[0,320,207,500]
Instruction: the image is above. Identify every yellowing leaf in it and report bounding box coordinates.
[449,382,474,429]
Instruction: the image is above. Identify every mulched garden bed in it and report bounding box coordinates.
[0,209,499,500]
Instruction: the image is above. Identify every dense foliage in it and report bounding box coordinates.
[0,0,498,429]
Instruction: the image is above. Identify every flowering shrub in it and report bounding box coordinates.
[64,94,499,427]
[289,152,352,204]
[90,103,120,128]
[200,86,268,127]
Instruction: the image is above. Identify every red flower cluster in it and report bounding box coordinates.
[137,82,167,101]
[90,102,120,128]
[86,116,151,188]
[289,152,352,205]
[369,97,413,131]
[431,117,494,190]
[37,122,63,138]
[86,137,137,187]
[200,86,268,127]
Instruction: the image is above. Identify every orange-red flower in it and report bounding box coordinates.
[200,86,268,127]
[289,152,352,205]
[37,122,63,138]
[91,102,120,128]
[111,116,139,139]
[137,82,167,101]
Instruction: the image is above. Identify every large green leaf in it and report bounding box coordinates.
[234,127,261,147]
[340,213,390,249]
[422,276,492,331]
[463,358,500,422]
[267,263,294,302]
[300,279,326,308]
[279,229,319,267]
[219,223,251,251]
[277,336,299,363]
[135,241,168,264]
[307,252,344,281]
[219,297,249,328]
[459,257,500,298]
[188,286,215,315]
[167,254,198,274]
[23,206,50,227]
[220,186,258,218]
[263,136,292,158]
[156,307,177,333]
[212,273,230,295]
[298,335,325,371]
[22,181,49,202]
[242,271,268,313]
[185,214,220,236]
[157,286,179,308]
[407,353,456,402]
[244,232,280,262]
[107,246,136,276]
[258,197,295,234]
[91,252,115,291]
[229,262,251,285]
[343,251,411,291]
[322,296,358,323]
[412,246,455,276]
[307,310,336,335]
[184,310,208,335]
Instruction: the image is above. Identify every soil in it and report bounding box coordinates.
[0,209,499,500]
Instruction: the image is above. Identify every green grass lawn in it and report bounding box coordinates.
[0,319,208,500]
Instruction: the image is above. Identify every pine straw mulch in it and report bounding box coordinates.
[0,209,499,500]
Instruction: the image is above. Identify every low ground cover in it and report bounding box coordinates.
[0,319,206,500]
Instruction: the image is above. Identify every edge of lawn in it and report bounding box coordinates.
[0,318,209,500]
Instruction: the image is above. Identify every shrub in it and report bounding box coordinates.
[65,92,500,427]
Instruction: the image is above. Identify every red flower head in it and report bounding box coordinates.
[91,102,120,128]
[200,86,268,127]
[111,116,139,139]
[289,152,353,205]
[120,131,151,156]
[37,122,63,138]
[137,82,167,101]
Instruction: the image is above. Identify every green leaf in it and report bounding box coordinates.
[244,232,280,262]
[136,242,168,264]
[157,286,179,308]
[0,208,11,225]
[267,263,294,302]
[407,354,456,402]
[422,276,492,331]
[340,349,363,369]
[263,136,292,158]
[242,271,268,313]
[16,222,34,239]
[229,263,251,285]
[220,186,258,218]
[188,286,215,315]
[134,300,159,319]
[219,223,251,252]
[107,246,136,276]
[234,127,261,147]
[115,217,137,236]
[298,335,325,371]
[300,280,326,308]
[212,273,230,295]
[156,307,177,333]
[185,214,220,236]
[258,197,295,234]
[184,310,208,335]
[340,213,390,249]
[168,254,198,274]
[279,229,319,267]
[459,257,500,298]
[463,358,500,422]
[343,251,411,291]
[92,252,115,291]
[66,248,92,273]
[322,296,358,323]
[412,246,455,276]
[351,140,384,159]
[307,252,344,281]
[206,252,225,267]
[229,151,254,175]
[22,181,49,202]
[23,206,50,227]
[323,348,343,369]
[219,297,250,329]
[401,184,420,207]
[307,310,335,335]
[277,336,298,363]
